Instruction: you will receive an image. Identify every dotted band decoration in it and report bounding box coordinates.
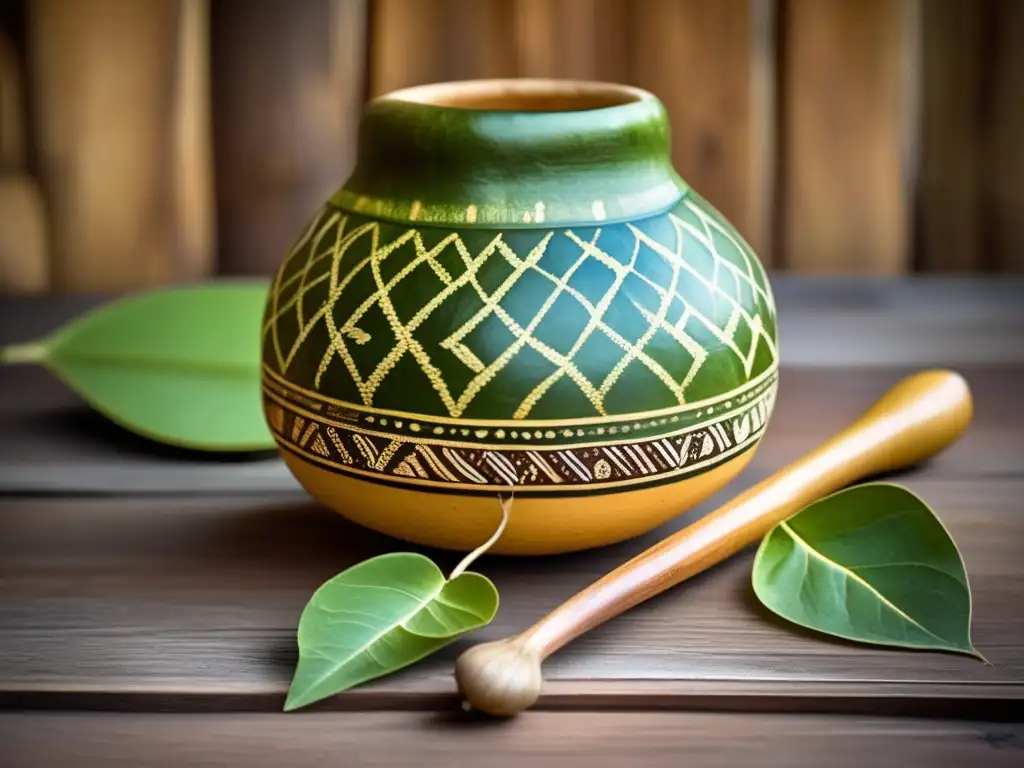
[264,372,777,494]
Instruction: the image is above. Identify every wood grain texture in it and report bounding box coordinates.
[371,0,520,95]
[986,0,1024,272]
[368,0,448,95]
[0,173,49,293]
[4,712,1024,767]
[588,0,637,83]
[27,0,214,290]
[748,0,779,264]
[0,281,1020,726]
[370,1,626,96]
[633,0,773,260]
[917,0,1024,273]
[0,479,1020,711]
[513,0,600,80]
[0,27,25,170]
[447,0,518,83]
[918,0,984,272]
[171,0,215,282]
[510,0,634,85]
[779,0,913,274]
[211,0,367,274]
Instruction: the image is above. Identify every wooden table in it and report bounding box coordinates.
[2,277,1023,766]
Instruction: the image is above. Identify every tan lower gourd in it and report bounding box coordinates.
[454,370,974,716]
[281,448,755,555]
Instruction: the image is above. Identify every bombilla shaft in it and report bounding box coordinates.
[518,370,974,658]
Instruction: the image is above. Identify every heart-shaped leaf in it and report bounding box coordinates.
[0,280,274,451]
[752,482,986,660]
[284,497,510,711]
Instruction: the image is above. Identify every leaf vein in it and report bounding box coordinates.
[335,581,430,604]
[434,595,488,623]
[779,521,958,648]
[850,561,961,580]
[320,618,382,633]
[311,605,390,621]
[292,582,445,701]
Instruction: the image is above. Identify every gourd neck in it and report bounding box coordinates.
[332,79,687,228]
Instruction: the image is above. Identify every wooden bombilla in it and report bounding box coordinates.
[455,370,974,716]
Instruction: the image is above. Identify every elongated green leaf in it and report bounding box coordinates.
[0,280,274,451]
[752,483,985,660]
[284,498,510,711]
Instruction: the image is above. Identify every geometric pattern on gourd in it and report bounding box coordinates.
[263,195,777,421]
[263,381,775,491]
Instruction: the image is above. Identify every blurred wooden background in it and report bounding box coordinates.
[0,0,1021,294]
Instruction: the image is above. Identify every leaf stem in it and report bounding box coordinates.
[0,342,47,365]
[450,495,513,579]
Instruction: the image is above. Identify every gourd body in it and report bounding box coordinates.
[261,80,779,554]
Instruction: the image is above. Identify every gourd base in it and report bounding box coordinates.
[280,447,759,555]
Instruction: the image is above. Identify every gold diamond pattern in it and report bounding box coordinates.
[263,200,777,420]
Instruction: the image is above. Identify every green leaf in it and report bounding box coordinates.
[752,483,985,661]
[284,497,510,711]
[0,280,274,452]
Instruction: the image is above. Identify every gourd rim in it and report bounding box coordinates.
[373,78,658,115]
[336,78,680,227]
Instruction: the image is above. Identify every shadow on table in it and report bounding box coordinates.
[11,403,279,463]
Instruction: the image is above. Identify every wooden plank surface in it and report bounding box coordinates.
[4,712,1024,767]
[779,0,913,274]
[917,0,1024,273]
[26,0,214,290]
[917,0,984,272]
[633,0,773,260]
[0,280,1021,732]
[513,0,595,79]
[0,25,25,170]
[0,453,1020,712]
[987,0,1024,272]
[369,0,520,96]
[369,0,632,96]
[171,0,215,282]
[368,0,450,95]
[0,173,49,294]
[211,0,367,274]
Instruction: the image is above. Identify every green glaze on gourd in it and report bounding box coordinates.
[261,80,778,496]
[332,81,685,228]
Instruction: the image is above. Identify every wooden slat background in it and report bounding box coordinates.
[0,0,1022,294]
[210,0,367,275]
